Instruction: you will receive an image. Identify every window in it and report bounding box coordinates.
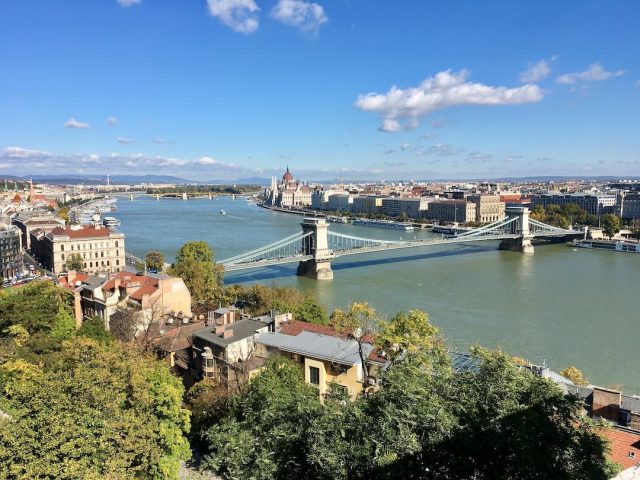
[61,254,65,260]
[309,366,320,385]
[116,259,120,266]
[115,241,119,248]
[61,245,64,251]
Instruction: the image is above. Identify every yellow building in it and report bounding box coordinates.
[255,321,387,401]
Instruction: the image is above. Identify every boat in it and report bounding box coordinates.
[326,215,350,224]
[220,209,226,215]
[352,218,414,231]
[432,225,472,235]
[572,239,640,253]
[102,216,121,227]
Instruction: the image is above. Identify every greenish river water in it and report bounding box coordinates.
[115,195,640,390]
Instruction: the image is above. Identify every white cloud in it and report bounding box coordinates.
[107,116,118,125]
[117,137,134,144]
[3,146,50,159]
[414,142,464,157]
[117,0,141,6]
[156,156,188,167]
[271,0,328,34]
[195,156,219,165]
[355,70,543,132]
[64,117,90,129]
[153,138,169,144]
[207,0,260,33]
[556,63,625,84]
[519,58,554,83]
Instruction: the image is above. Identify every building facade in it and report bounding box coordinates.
[36,225,125,274]
[381,197,429,218]
[467,194,506,223]
[531,193,617,215]
[326,193,353,212]
[425,199,477,223]
[265,167,313,208]
[12,214,65,250]
[350,195,383,215]
[0,225,21,280]
[620,193,640,221]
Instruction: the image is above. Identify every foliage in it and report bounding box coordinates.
[77,316,113,344]
[64,253,84,271]
[0,338,191,479]
[530,204,600,228]
[49,306,76,340]
[56,206,69,224]
[0,281,74,335]
[145,250,165,271]
[108,307,138,343]
[602,213,621,238]
[200,357,322,479]
[169,241,224,305]
[331,302,379,389]
[560,366,589,386]
[294,297,329,325]
[186,379,232,444]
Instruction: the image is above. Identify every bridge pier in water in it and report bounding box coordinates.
[499,206,534,254]
[297,218,334,280]
[182,192,188,200]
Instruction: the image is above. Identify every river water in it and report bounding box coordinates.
[114,195,640,390]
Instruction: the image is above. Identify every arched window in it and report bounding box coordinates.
[116,259,120,266]
[90,262,93,268]
[61,245,65,252]
[61,254,65,260]
[95,252,98,258]
[101,252,104,258]
[107,260,110,266]
[115,241,119,248]
[70,245,73,251]
[83,263,87,268]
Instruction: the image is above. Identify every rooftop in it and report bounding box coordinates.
[49,225,114,239]
[194,317,267,348]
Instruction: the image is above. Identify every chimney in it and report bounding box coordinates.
[67,270,76,283]
[592,387,621,422]
[223,330,233,339]
[215,326,225,335]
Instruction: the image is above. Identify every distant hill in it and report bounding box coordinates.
[0,174,195,185]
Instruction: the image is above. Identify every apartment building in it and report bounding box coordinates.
[425,199,477,224]
[35,225,125,274]
[381,197,430,218]
[467,194,506,223]
[327,193,353,212]
[350,195,383,215]
[531,193,616,215]
[0,224,21,280]
[12,213,64,250]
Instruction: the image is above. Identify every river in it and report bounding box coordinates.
[114,195,640,390]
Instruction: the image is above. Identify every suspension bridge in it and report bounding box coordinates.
[219,207,583,280]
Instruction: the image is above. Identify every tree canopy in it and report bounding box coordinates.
[602,213,621,238]
[169,241,224,305]
[0,337,191,479]
[145,250,165,271]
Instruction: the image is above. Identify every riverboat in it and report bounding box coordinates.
[352,218,414,231]
[432,225,472,235]
[326,215,350,224]
[572,239,640,253]
[102,216,121,227]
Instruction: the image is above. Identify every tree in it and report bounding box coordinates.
[201,357,322,479]
[169,241,224,305]
[77,316,113,344]
[602,213,621,238]
[108,307,138,342]
[0,281,74,335]
[0,338,191,479]
[376,309,448,367]
[145,250,165,271]
[294,297,329,325]
[560,366,589,386]
[332,302,379,391]
[64,253,84,272]
[56,207,69,225]
[49,306,76,340]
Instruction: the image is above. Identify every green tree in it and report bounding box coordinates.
[602,213,621,238]
[169,241,224,305]
[64,253,84,272]
[0,281,74,335]
[49,306,76,340]
[201,357,322,479]
[56,207,69,224]
[294,297,329,325]
[0,338,191,479]
[77,316,113,344]
[145,250,165,271]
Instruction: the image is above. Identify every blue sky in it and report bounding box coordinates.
[1,0,639,181]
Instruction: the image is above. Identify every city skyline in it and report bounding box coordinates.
[1,0,639,180]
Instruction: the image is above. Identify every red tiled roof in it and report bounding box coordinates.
[58,273,89,290]
[603,427,640,471]
[129,284,157,301]
[50,226,112,239]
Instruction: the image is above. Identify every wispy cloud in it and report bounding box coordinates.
[117,0,141,7]
[64,118,90,129]
[271,0,328,34]
[207,0,260,33]
[117,137,134,144]
[3,146,51,159]
[355,69,543,132]
[414,142,464,157]
[419,132,440,140]
[519,57,556,83]
[195,156,220,165]
[556,63,625,84]
[153,138,170,144]
[106,116,118,125]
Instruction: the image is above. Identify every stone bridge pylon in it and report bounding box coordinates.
[498,206,534,254]
[296,218,335,280]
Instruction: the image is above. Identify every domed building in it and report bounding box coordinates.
[265,166,313,208]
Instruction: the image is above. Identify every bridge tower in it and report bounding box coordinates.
[182,192,188,200]
[156,194,160,200]
[296,218,334,280]
[499,206,534,254]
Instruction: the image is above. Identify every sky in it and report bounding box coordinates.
[1,0,639,182]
